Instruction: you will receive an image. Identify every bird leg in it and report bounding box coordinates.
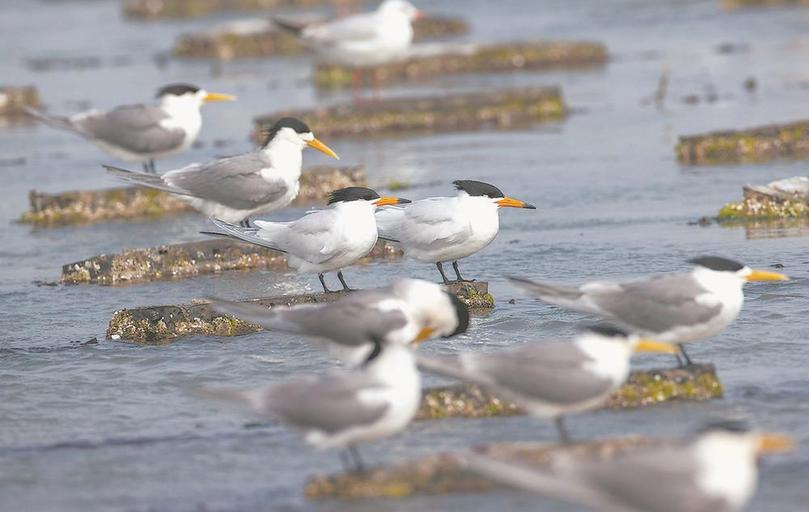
[318,273,333,293]
[239,218,253,228]
[339,450,352,472]
[435,262,450,285]
[452,261,476,283]
[348,445,366,473]
[555,416,572,445]
[679,344,694,367]
[147,159,157,173]
[142,161,151,173]
[337,270,354,292]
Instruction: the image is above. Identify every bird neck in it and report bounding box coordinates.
[159,95,202,119]
[365,345,418,383]
[693,434,758,508]
[574,336,632,383]
[692,267,745,297]
[262,137,304,173]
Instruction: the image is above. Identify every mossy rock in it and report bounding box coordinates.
[676,121,809,165]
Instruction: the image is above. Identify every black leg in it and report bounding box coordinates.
[436,262,450,284]
[142,161,150,172]
[339,450,351,472]
[679,345,693,367]
[452,260,475,282]
[318,273,332,293]
[555,416,571,445]
[348,445,365,473]
[147,159,156,173]
[337,270,353,292]
[239,218,252,228]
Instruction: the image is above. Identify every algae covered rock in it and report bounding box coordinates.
[0,85,41,119]
[717,176,809,221]
[676,121,809,165]
[123,0,332,19]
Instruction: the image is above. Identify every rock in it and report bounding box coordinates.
[417,364,722,420]
[254,87,566,140]
[123,0,348,19]
[106,282,493,344]
[304,436,668,499]
[717,176,809,221]
[19,165,365,228]
[721,0,809,9]
[676,121,809,165]
[313,41,607,89]
[172,16,470,60]
[0,85,41,120]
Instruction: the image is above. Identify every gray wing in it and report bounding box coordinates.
[588,274,722,333]
[162,152,290,209]
[210,292,409,347]
[73,104,186,154]
[266,372,389,433]
[304,11,380,44]
[577,447,733,512]
[469,342,613,405]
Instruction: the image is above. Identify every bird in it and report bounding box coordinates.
[462,420,794,512]
[26,83,235,173]
[274,0,423,97]
[196,340,422,473]
[103,117,339,226]
[417,325,677,443]
[205,187,410,292]
[376,180,536,284]
[209,278,470,367]
[510,256,788,367]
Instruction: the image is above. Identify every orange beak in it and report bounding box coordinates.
[203,92,237,103]
[496,197,536,209]
[374,197,411,207]
[306,137,340,160]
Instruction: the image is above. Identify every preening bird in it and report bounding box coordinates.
[209,278,469,367]
[510,256,788,366]
[205,187,410,291]
[27,83,235,173]
[376,180,536,284]
[417,325,677,442]
[197,341,422,473]
[463,421,794,512]
[104,117,338,225]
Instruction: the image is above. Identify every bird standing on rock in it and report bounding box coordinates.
[104,117,339,226]
[206,187,410,292]
[210,278,469,368]
[417,325,677,443]
[376,180,536,284]
[510,256,788,367]
[27,83,235,173]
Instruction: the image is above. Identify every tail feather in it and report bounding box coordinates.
[205,217,286,253]
[24,107,78,133]
[416,353,477,384]
[272,17,307,36]
[103,165,191,195]
[508,277,583,301]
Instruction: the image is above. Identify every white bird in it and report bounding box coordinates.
[26,83,235,173]
[103,117,339,225]
[463,421,794,512]
[510,257,788,366]
[206,187,410,291]
[274,0,423,96]
[209,278,469,367]
[197,341,422,472]
[417,325,677,442]
[376,180,536,284]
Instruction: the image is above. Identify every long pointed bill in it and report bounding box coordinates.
[307,138,340,160]
[203,92,237,102]
[757,433,795,454]
[634,339,679,354]
[413,326,436,344]
[496,197,536,209]
[374,197,411,207]
[746,269,789,282]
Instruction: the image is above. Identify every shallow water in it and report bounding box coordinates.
[2,0,809,510]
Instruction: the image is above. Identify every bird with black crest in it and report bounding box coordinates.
[376,180,536,284]
[27,83,235,173]
[205,186,410,292]
[103,117,339,226]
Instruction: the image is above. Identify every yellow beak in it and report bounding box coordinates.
[634,339,680,354]
[203,92,237,103]
[413,326,436,343]
[374,196,411,207]
[746,269,789,282]
[757,433,795,454]
[306,137,340,160]
[496,197,536,209]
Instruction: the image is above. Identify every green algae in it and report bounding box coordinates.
[676,121,809,165]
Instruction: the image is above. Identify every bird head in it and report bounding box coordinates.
[392,279,470,344]
[379,0,423,21]
[327,187,410,208]
[453,180,536,210]
[688,256,788,284]
[261,117,339,159]
[156,83,236,107]
[695,420,794,459]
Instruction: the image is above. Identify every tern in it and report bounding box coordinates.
[417,325,677,442]
[26,83,235,173]
[209,278,469,367]
[205,187,410,291]
[511,256,788,366]
[376,180,536,284]
[274,0,422,96]
[197,341,422,472]
[103,117,339,225]
[463,421,794,512]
